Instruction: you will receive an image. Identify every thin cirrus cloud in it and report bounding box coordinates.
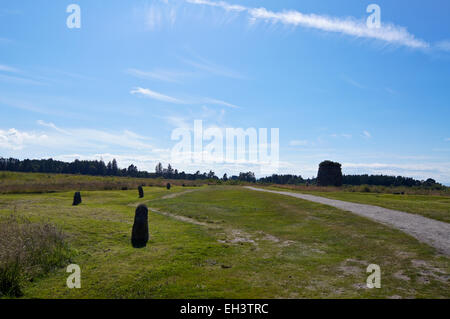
[130,87,186,104]
[202,98,239,109]
[130,87,240,108]
[178,56,244,79]
[186,0,430,49]
[435,40,450,52]
[0,64,49,86]
[0,37,12,44]
[34,120,154,151]
[289,140,309,146]
[363,130,372,138]
[0,64,19,73]
[125,68,192,83]
[342,75,365,89]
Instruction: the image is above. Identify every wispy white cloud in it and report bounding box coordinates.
[37,120,70,134]
[0,73,47,86]
[1,122,155,153]
[0,38,11,44]
[0,96,84,119]
[289,140,309,146]
[0,128,49,150]
[186,0,429,49]
[140,0,178,31]
[362,130,372,138]
[130,87,186,104]
[342,75,365,89]
[0,64,19,73]
[435,40,450,52]
[187,0,246,12]
[179,53,244,79]
[130,87,240,108]
[126,68,192,83]
[0,64,50,86]
[202,97,238,109]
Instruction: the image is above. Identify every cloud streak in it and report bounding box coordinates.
[0,64,19,73]
[125,68,192,83]
[186,0,429,49]
[202,98,239,109]
[130,87,186,104]
[435,40,450,52]
[0,121,155,152]
[130,87,240,108]
[179,55,244,79]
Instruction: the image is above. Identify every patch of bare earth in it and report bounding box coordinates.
[128,189,200,208]
[161,189,197,200]
[393,271,411,281]
[149,208,296,251]
[150,208,219,228]
[411,259,449,284]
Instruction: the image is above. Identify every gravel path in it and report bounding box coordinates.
[245,187,450,255]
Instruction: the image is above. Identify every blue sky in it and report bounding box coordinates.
[1,0,450,183]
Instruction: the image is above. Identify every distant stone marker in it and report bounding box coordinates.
[317,160,343,186]
[72,192,82,206]
[166,183,171,190]
[131,204,149,248]
[138,186,144,198]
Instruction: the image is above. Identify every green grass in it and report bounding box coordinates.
[0,185,448,298]
[268,186,450,223]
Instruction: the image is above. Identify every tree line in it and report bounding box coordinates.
[0,157,444,188]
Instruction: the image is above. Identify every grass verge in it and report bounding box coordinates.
[0,214,72,297]
[268,186,450,223]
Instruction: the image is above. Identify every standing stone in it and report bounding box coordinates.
[317,160,343,186]
[72,192,82,206]
[138,186,144,198]
[131,204,149,248]
[166,183,171,190]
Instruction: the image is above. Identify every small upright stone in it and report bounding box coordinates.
[138,186,144,198]
[72,192,82,206]
[166,183,171,190]
[131,204,149,248]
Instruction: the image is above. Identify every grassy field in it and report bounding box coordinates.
[0,185,448,298]
[268,186,450,223]
[0,171,208,194]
